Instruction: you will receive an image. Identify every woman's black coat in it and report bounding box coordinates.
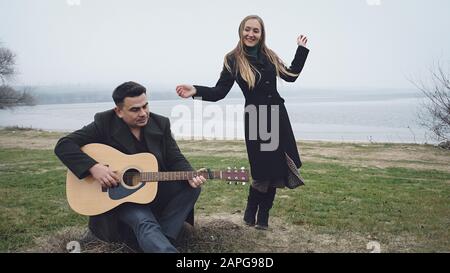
[194,46,309,180]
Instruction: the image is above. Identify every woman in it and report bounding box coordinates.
[176,15,309,230]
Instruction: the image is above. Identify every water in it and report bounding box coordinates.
[0,89,433,143]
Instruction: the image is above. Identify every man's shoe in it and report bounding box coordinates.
[255,224,268,230]
[244,219,255,226]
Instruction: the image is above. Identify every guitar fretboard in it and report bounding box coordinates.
[140,171,223,182]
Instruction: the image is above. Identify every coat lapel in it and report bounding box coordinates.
[143,114,164,155]
[111,115,137,154]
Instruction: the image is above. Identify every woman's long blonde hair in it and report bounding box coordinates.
[224,15,299,89]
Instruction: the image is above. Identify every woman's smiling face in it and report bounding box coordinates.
[242,19,262,47]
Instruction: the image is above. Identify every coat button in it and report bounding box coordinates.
[265,81,270,84]
[267,95,272,98]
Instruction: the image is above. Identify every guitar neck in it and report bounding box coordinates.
[139,171,223,182]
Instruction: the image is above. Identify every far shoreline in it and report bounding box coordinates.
[0,126,439,146]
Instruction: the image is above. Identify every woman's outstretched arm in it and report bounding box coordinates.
[176,63,235,102]
[280,35,310,82]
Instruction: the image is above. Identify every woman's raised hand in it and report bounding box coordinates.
[176,84,197,98]
[297,35,308,47]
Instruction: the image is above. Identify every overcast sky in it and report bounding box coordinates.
[0,0,449,90]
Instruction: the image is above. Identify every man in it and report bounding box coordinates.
[55,81,205,253]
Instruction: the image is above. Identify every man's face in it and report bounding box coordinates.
[114,93,149,128]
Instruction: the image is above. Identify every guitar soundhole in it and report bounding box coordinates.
[123,168,141,187]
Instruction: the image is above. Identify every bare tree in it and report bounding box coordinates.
[413,63,450,148]
[0,85,36,108]
[0,85,19,105]
[0,46,16,84]
[0,43,36,108]
[17,87,36,106]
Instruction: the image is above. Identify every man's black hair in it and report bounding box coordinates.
[112,81,147,105]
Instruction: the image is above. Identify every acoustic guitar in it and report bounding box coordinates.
[66,143,249,216]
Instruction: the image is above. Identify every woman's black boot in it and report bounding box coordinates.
[255,187,276,230]
[243,186,260,226]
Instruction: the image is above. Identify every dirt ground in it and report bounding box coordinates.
[178,139,450,172]
[26,212,417,253]
[3,129,446,172]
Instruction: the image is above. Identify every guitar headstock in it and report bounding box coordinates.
[223,167,249,185]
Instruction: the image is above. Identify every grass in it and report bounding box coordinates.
[193,160,450,252]
[0,148,86,250]
[0,127,449,252]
